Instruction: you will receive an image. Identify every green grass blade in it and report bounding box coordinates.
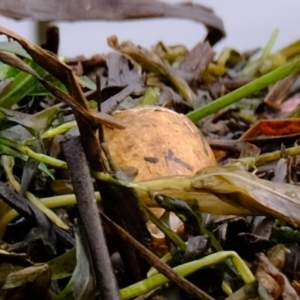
[243,29,279,77]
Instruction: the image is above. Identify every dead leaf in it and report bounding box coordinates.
[192,165,300,227]
[138,164,300,227]
[264,74,300,111]
[178,41,215,81]
[241,118,300,139]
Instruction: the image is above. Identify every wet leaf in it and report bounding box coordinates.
[1,155,68,231]
[0,179,73,254]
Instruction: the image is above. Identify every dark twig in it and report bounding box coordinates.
[62,135,120,300]
[101,212,215,300]
[40,23,60,54]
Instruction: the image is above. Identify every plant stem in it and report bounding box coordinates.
[0,136,67,168]
[238,145,300,168]
[120,251,255,300]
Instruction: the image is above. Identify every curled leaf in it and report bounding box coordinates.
[192,165,300,227]
[108,35,196,107]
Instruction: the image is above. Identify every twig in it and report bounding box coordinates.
[62,135,120,300]
[101,212,215,300]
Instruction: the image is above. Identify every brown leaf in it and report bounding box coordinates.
[256,253,299,300]
[255,261,281,299]
[178,41,215,81]
[241,119,300,140]
[264,73,300,111]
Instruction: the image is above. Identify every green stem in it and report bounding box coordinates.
[120,251,255,300]
[25,121,77,145]
[92,171,149,192]
[0,136,67,169]
[187,57,300,122]
[238,145,300,169]
[42,121,76,139]
[261,29,279,61]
